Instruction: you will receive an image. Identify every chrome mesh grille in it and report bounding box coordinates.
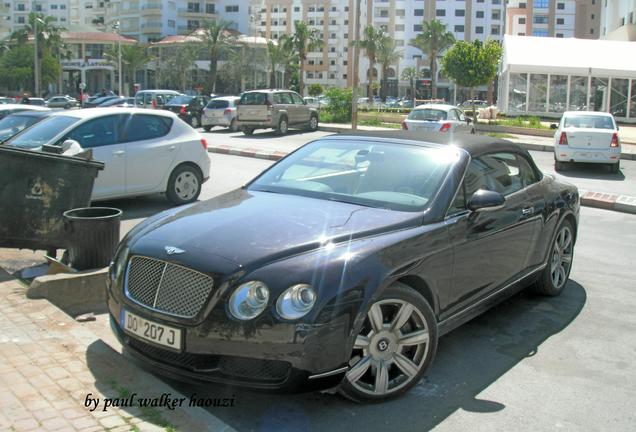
[125,256,214,318]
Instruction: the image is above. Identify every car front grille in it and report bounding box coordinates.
[125,256,214,318]
[127,338,292,382]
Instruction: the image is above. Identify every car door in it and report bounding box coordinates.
[122,113,177,194]
[279,92,296,124]
[291,92,310,125]
[64,114,129,199]
[444,152,538,317]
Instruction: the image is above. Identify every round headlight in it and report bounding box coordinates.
[229,281,270,320]
[276,284,316,320]
[110,246,129,281]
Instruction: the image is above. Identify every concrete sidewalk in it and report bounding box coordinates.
[0,263,233,432]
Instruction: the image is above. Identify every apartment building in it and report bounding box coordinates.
[600,0,636,40]
[250,0,506,98]
[0,1,251,43]
[506,0,600,39]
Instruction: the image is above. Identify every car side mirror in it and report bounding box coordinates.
[550,123,558,129]
[467,189,505,212]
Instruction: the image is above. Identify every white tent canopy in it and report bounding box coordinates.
[498,35,636,121]
[501,35,636,79]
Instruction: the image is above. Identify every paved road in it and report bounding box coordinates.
[201,128,636,197]
[100,153,636,431]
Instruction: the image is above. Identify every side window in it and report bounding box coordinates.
[476,152,534,196]
[273,93,284,104]
[280,93,294,104]
[124,114,173,142]
[135,93,144,106]
[155,95,165,106]
[65,115,127,148]
[291,93,305,105]
[447,110,457,120]
[456,110,466,122]
[464,159,494,200]
[448,182,467,215]
[144,93,153,105]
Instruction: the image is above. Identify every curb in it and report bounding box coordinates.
[208,144,636,216]
[317,125,636,160]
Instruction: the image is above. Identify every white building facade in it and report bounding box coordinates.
[600,0,636,40]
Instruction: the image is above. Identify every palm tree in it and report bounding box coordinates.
[291,21,322,95]
[106,44,152,96]
[409,19,455,99]
[266,40,283,88]
[163,43,199,92]
[199,20,236,93]
[353,26,389,99]
[267,35,297,88]
[376,38,401,101]
[401,67,417,100]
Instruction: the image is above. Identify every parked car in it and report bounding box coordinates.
[0,104,49,120]
[134,90,182,109]
[21,97,46,106]
[4,108,211,205]
[202,96,240,132]
[402,104,474,134]
[237,89,319,136]
[460,100,489,109]
[106,131,579,402]
[0,97,13,104]
[85,95,119,108]
[99,97,135,107]
[46,95,79,109]
[0,110,53,143]
[163,94,210,128]
[303,97,327,109]
[553,111,621,173]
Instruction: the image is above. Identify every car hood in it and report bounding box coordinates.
[129,189,423,271]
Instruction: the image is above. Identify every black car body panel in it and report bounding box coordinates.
[107,131,579,392]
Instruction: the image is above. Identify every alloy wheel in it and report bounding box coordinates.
[174,171,199,201]
[346,299,430,397]
[550,225,573,289]
[309,116,318,130]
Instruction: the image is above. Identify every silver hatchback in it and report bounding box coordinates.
[202,96,240,132]
[402,104,474,134]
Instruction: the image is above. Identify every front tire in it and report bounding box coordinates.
[339,282,437,403]
[555,160,565,171]
[307,114,319,132]
[229,118,239,132]
[533,219,574,296]
[242,126,254,136]
[166,165,202,206]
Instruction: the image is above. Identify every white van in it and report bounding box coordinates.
[134,90,181,109]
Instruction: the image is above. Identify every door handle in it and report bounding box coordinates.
[521,207,534,216]
[113,150,125,156]
[167,145,176,151]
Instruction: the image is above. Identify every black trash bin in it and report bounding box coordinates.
[0,146,104,251]
[63,207,122,271]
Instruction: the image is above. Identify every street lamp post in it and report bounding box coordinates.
[33,13,39,97]
[114,21,123,96]
[351,0,362,130]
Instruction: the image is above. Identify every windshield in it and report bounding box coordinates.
[0,115,42,142]
[408,109,448,121]
[563,115,615,129]
[5,115,80,149]
[168,95,194,105]
[249,139,457,212]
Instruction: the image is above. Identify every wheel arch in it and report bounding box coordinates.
[394,275,440,318]
[165,161,203,192]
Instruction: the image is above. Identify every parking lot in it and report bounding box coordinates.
[93,145,636,431]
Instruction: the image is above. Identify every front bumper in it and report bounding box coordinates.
[107,296,351,392]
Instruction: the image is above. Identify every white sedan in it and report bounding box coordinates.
[402,104,474,134]
[4,108,211,205]
[553,111,621,173]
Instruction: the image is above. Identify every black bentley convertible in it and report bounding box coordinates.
[107,131,579,402]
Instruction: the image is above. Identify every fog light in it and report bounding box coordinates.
[276,284,316,320]
[229,281,270,320]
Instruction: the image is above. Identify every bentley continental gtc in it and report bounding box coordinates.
[107,131,579,403]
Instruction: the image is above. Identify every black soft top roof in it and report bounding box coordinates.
[330,130,527,158]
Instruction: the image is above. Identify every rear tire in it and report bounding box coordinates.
[338,282,437,403]
[555,160,565,171]
[307,114,319,132]
[242,126,254,136]
[166,165,202,206]
[276,116,289,135]
[203,125,212,132]
[190,116,201,128]
[532,219,574,296]
[229,118,239,132]
[610,161,620,174]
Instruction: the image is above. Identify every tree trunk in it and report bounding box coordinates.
[270,64,276,88]
[298,54,305,95]
[487,81,494,105]
[430,50,437,100]
[471,87,478,125]
[210,59,217,93]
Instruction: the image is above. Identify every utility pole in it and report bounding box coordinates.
[351,0,362,130]
[33,4,40,97]
[114,21,123,96]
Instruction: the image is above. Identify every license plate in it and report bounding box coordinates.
[121,310,182,350]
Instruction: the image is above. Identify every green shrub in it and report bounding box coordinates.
[308,84,324,97]
[324,87,353,123]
